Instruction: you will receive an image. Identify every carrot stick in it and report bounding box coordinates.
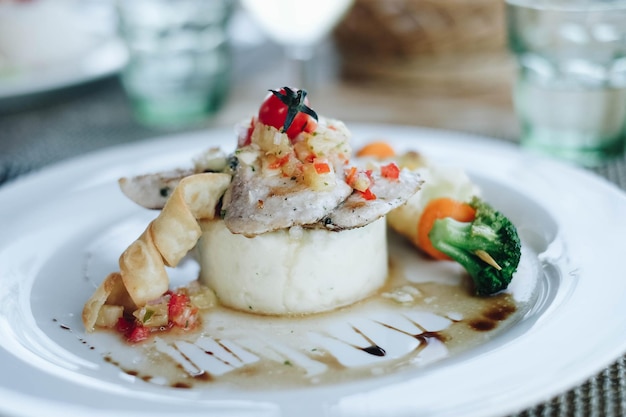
[356,141,396,158]
[417,197,476,260]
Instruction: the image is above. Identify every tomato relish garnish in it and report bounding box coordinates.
[381,162,400,180]
[345,166,377,200]
[115,291,200,344]
[237,86,394,200]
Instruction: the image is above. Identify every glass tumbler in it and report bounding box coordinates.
[116,0,234,128]
[506,0,626,166]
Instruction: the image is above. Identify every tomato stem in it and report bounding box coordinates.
[269,87,318,134]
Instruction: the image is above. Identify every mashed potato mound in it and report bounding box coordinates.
[197,218,388,315]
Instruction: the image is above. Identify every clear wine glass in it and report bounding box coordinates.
[240,0,354,89]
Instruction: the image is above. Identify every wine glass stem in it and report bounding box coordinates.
[285,44,315,89]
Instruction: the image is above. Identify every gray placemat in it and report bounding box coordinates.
[0,78,159,184]
[511,356,626,417]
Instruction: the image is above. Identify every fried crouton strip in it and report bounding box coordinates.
[82,173,231,331]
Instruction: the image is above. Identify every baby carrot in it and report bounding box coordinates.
[356,141,396,158]
[417,197,476,260]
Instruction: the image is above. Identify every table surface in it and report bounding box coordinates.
[1,40,626,417]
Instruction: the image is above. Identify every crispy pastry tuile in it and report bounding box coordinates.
[151,191,202,267]
[82,272,133,332]
[119,224,170,305]
[82,173,231,332]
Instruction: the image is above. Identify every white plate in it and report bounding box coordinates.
[1,125,625,417]
[0,38,127,100]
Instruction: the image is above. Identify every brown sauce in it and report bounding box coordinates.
[73,238,528,391]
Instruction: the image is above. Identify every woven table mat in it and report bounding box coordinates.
[0,78,161,184]
[1,77,626,417]
[511,356,626,417]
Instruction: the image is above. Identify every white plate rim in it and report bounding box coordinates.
[0,38,127,100]
[1,124,625,417]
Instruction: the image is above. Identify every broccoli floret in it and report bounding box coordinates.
[428,197,521,295]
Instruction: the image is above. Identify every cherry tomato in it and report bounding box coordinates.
[258,87,318,140]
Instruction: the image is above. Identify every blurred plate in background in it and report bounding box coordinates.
[0,0,127,105]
